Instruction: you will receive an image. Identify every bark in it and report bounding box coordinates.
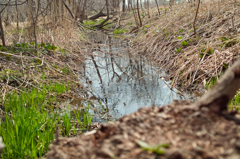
[136,0,142,27]
[15,0,19,30]
[88,9,106,21]
[147,0,150,18]
[62,0,75,19]
[33,0,41,49]
[95,0,109,28]
[0,13,5,47]
[129,0,139,26]
[122,0,126,12]
[193,0,200,35]
[170,0,174,8]
[193,59,240,114]
[81,0,87,23]
[155,0,160,16]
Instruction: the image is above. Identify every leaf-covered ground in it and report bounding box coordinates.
[46,99,240,159]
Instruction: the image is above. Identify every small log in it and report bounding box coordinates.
[89,10,107,21]
[193,59,240,114]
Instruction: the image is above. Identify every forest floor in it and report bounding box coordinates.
[46,100,240,159]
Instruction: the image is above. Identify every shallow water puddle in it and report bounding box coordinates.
[77,33,188,122]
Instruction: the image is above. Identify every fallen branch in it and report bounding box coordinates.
[193,59,240,114]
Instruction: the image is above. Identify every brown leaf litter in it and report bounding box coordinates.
[46,99,240,159]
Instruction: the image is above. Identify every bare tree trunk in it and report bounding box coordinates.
[147,0,150,18]
[136,0,142,27]
[33,0,41,48]
[122,0,126,12]
[170,0,174,8]
[95,0,109,27]
[62,0,75,19]
[28,0,35,41]
[130,0,139,26]
[155,0,160,16]
[193,0,200,35]
[0,13,5,47]
[81,0,87,23]
[15,0,19,30]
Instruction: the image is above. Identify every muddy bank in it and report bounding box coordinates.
[46,100,240,159]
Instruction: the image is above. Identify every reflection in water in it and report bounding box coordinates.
[79,33,186,121]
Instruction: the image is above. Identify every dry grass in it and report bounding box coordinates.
[0,17,91,98]
[124,0,240,91]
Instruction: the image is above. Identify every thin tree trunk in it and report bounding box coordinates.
[136,0,142,27]
[0,13,5,47]
[130,0,139,26]
[122,0,126,12]
[95,0,109,27]
[193,0,200,35]
[81,0,87,23]
[15,0,19,30]
[147,0,150,18]
[155,0,160,16]
[33,0,41,48]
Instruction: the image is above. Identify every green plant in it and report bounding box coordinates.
[83,20,97,26]
[179,29,184,33]
[164,33,169,38]
[0,89,58,158]
[62,109,72,137]
[205,77,217,90]
[137,140,169,155]
[233,93,240,106]
[83,103,93,128]
[223,63,228,69]
[98,19,105,23]
[181,40,188,47]
[113,28,126,34]
[205,78,240,107]
[74,109,83,128]
[176,36,183,40]
[220,37,238,47]
[199,48,214,58]
[175,47,182,53]
[141,25,149,34]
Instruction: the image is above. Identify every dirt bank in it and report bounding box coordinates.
[46,100,240,159]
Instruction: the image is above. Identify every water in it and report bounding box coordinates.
[78,33,188,121]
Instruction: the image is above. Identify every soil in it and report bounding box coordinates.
[45,99,240,159]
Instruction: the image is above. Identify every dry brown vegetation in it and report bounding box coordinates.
[121,0,240,92]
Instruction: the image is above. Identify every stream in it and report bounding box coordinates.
[71,33,190,122]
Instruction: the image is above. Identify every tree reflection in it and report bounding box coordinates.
[81,33,185,119]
